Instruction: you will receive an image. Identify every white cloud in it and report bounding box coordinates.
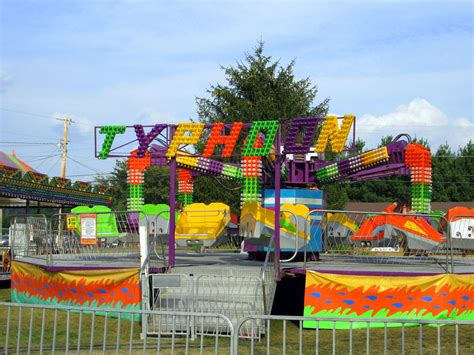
[0,70,13,93]
[357,98,473,150]
[136,108,178,125]
[51,112,94,135]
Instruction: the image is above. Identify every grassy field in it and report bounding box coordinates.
[1,286,473,354]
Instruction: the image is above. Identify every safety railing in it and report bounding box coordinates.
[302,209,451,272]
[235,315,474,355]
[148,270,271,339]
[9,215,49,263]
[147,273,196,335]
[0,301,234,354]
[2,301,472,354]
[47,211,147,266]
[195,273,266,337]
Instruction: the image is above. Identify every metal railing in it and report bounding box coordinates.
[49,211,146,263]
[148,269,271,339]
[9,215,49,262]
[235,315,474,355]
[0,301,234,355]
[302,209,452,272]
[8,211,148,267]
[2,302,473,354]
[4,208,473,274]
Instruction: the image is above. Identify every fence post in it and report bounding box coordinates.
[232,319,240,355]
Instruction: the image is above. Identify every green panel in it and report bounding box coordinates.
[71,205,119,238]
[98,125,127,159]
[242,120,279,157]
[139,203,178,221]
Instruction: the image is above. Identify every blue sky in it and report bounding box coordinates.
[0,0,472,179]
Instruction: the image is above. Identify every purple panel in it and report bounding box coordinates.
[150,144,169,166]
[337,160,351,175]
[386,141,408,164]
[386,140,408,155]
[282,117,320,154]
[134,124,167,158]
[347,163,407,181]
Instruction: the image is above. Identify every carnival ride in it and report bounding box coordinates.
[240,202,310,249]
[446,207,474,250]
[351,212,445,251]
[6,115,473,336]
[91,117,442,262]
[175,202,231,247]
[0,150,111,207]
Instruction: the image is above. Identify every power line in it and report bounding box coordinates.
[0,141,56,145]
[2,130,57,141]
[0,107,94,127]
[67,155,104,174]
[66,173,112,177]
[432,156,474,158]
[27,154,61,163]
[45,155,62,175]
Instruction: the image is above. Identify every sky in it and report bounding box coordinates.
[0,0,472,180]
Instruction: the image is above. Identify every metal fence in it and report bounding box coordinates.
[8,211,147,267]
[303,210,453,272]
[9,215,49,262]
[235,315,474,355]
[1,302,473,354]
[0,301,234,355]
[147,268,275,339]
[141,220,278,339]
[5,208,473,273]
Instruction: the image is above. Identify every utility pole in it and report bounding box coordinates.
[56,117,74,248]
[56,117,74,178]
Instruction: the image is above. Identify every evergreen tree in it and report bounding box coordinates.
[196,40,329,124]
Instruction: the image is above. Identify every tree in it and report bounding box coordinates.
[97,43,330,213]
[95,160,128,210]
[195,41,330,210]
[323,183,349,210]
[431,140,474,202]
[196,41,329,124]
[95,161,172,210]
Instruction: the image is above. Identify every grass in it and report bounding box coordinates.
[1,286,473,354]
